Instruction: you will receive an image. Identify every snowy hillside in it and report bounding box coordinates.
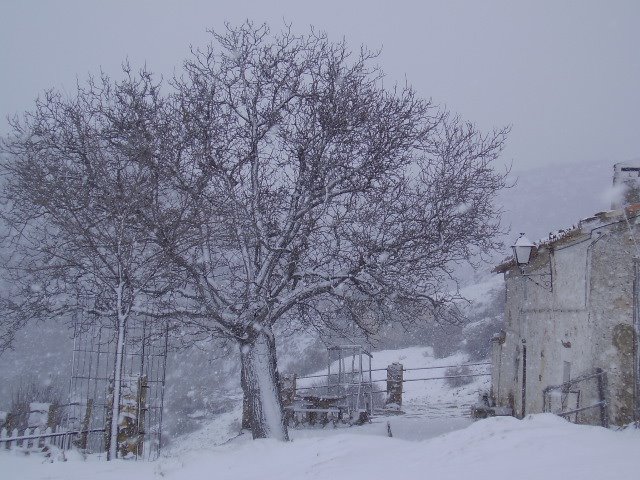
[298,346,490,417]
[370,347,490,415]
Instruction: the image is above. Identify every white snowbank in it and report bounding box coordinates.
[2,414,638,480]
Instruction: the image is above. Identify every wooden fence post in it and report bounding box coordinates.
[117,375,147,458]
[385,362,403,410]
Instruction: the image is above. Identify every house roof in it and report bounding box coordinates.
[493,203,640,274]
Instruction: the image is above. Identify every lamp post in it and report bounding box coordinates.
[511,233,553,292]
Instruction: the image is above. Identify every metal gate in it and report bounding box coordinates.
[67,314,169,459]
[293,358,491,422]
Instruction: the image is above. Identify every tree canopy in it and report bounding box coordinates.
[0,22,509,442]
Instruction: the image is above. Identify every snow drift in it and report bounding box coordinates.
[2,414,638,480]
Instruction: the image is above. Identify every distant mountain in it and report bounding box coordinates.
[497,159,629,251]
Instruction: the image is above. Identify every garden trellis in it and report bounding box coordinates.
[66,312,169,460]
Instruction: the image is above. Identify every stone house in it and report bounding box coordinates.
[491,163,640,426]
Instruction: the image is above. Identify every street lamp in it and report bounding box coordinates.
[510,233,553,292]
[511,233,535,265]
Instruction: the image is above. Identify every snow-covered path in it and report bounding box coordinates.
[2,414,638,480]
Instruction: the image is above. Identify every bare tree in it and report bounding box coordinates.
[138,23,509,440]
[0,67,177,459]
[0,22,509,443]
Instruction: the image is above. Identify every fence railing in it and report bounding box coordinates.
[291,361,491,415]
[295,361,491,382]
[296,362,490,386]
[542,368,608,427]
[0,425,106,451]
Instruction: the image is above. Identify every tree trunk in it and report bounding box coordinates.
[240,360,252,430]
[240,330,289,441]
[107,314,126,460]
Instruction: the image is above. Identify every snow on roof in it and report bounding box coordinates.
[494,203,640,274]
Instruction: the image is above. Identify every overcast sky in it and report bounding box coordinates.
[1,0,638,171]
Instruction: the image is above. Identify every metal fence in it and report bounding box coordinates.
[0,425,105,451]
[67,314,169,459]
[294,360,491,418]
[542,368,608,427]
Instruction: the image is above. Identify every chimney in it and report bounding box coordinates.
[612,162,640,209]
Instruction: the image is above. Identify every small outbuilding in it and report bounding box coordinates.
[491,163,640,427]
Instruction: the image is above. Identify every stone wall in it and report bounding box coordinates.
[493,215,639,426]
[588,221,636,425]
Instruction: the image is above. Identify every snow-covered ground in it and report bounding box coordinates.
[1,346,637,479]
[2,414,638,480]
[7,344,638,479]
